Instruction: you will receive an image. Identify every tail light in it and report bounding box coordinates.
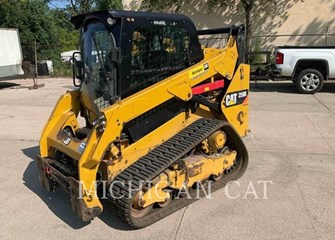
[276,52,284,64]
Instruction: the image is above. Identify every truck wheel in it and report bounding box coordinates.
[295,69,324,94]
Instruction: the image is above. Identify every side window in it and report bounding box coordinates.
[130,26,190,91]
[82,21,116,111]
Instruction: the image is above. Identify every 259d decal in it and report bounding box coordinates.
[224,90,249,108]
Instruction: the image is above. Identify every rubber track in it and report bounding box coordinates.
[108,118,241,228]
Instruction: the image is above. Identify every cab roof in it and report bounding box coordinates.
[71,10,193,29]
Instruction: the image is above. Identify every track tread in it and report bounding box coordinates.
[107,118,247,228]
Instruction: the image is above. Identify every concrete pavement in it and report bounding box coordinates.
[0,78,334,240]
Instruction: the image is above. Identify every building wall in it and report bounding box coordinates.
[123,0,335,49]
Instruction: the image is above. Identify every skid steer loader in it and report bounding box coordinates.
[36,10,249,228]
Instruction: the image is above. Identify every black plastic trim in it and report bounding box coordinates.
[292,59,329,79]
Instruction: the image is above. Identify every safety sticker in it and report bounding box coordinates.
[224,89,249,108]
[78,142,86,153]
[63,137,72,145]
[189,63,209,80]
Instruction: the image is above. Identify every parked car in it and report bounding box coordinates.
[273,46,335,94]
[61,50,80,63]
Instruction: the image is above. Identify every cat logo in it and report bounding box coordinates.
[226,93,238,106]
[203,63,209,71]
[224,90,248,108]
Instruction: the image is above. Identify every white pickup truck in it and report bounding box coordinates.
[273,46,335,94]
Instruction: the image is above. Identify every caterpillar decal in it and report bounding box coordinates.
[224,90,249,108]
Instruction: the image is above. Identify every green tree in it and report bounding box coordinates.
[51,8,79,52]
[66,0,123,15]
[0,0,82,76]
[0,0,59,61]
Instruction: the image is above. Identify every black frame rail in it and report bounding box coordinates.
[197,25,246,64]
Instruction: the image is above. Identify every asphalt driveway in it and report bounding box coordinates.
[0,78,334,240]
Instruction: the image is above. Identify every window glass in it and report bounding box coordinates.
[81,21,116,112]
[130,26,190,91]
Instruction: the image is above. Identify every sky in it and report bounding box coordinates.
[48,0,67,9]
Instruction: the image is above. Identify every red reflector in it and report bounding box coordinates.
[276,52,284,64]
[45,166,52,174]
[192,80,225,95]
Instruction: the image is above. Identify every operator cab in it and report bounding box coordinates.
[71,10,204,122]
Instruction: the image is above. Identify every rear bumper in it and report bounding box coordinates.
[36,155,102,221]
[272,68,282,78]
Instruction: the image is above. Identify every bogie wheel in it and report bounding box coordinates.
[157,191,172,208]
[130,191,153,218]
[212,173,224,181]
[295,68,324,94]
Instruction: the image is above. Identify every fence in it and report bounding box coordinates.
[21,41,77,77]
